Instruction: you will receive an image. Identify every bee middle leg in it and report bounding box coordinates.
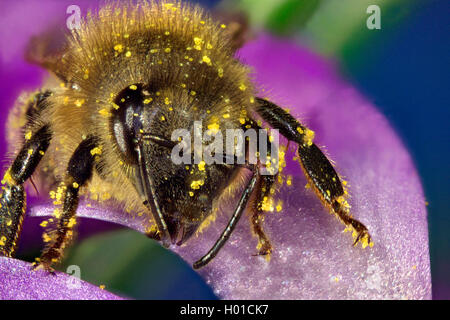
[35,136,98,271]
[250,174,276,256]
[254,98,372,247]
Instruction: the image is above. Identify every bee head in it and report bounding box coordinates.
[110,84,236,245]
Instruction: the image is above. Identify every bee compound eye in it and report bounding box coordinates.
[110,84,147,163]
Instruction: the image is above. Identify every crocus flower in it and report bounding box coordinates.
[0,1,431,300]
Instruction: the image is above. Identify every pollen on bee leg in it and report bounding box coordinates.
[53,208,61,219]
[1,170,14,185]
[260,196,274,212]
[42,232,52,243]
[303,128,315,146]
[198,160,206,171]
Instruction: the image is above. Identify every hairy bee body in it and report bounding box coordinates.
[1,0,371,270]
[9,1,252,230]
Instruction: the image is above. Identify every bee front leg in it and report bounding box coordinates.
[254,98,372,248]
[0,125,51,257]
[35,136,98,271]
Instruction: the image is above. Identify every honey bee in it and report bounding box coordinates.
[0,0,371,271]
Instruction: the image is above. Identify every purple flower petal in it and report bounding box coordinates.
[30,34,431,299]
[0,257,123,300]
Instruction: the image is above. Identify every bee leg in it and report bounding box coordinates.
[250,174,276,256]
[244,125,278,256]
[193,165,259,269]
[0,125,52,257]
[254,98,372,247]
[35,136,97,271]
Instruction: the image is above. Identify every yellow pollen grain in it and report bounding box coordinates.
[165,47,171,53]
[25,131,32,140]
[286,175,292,186]
[189,191,194,197]
[202,55,211,65]
[144,98,153,104]
[304,128,315,146]
[53,208,61,219]
[98,109,111,117]
[239,83,247,91]
[164,97,171,105]
[207,122,220,133]
[43,233,51,243]
[39,150,45,155]
[90,147,102,156]
[67,217,76,228]
[222,113,230,119]
[239,118,246,125]
[129,84,137,90]
[40,221,48,227]
[1,170,14,185]
[276,201,283,212]
[193,37,203,50]
[27,149,33,155]
[114,44,123,52]
[198,161,206,171]
[72,182,79,189]
[75,99,85,107]
[190,179,204,190]
[125,51,132,57]
[261,196,274,212]
[217,67,224,78]
[160,115,166,121]
[220,24,226,28]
